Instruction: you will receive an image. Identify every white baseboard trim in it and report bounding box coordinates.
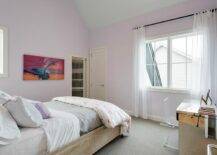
[147,115,165,123]
[124,109,178,126]
[124,110,136,116]
[124,110,164,122]
[147,115,178,127]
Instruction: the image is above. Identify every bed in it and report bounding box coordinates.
[51,125,122,155]
[47,100,124,155]
[0,98,127,155]
[46,101,103,135]
[0,124,122,155]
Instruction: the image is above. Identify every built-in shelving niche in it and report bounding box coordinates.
[72,56,88,97]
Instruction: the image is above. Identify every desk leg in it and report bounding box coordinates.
[179,123,217,155]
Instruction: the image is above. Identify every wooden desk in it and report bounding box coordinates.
[177,100,217,155]
[177,100,205,128]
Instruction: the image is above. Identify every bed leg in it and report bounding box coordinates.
[120,134,124,138]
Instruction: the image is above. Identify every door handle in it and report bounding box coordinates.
[99,84,105,87]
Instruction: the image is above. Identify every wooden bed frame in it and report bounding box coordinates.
[50,125,123,155]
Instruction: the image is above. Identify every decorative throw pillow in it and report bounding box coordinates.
[34,102,51,119]
[0,90,13,105]
[0,105,21,145]
[22,98,51,119]
[5,97,43,128]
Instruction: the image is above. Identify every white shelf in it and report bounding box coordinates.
[72,68,83,73]
[72,79,83,81]
[72,87,84,90]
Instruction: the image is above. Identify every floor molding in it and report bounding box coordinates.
[124,109,178,125]
[148,115,165,123]
[125,110,136,117]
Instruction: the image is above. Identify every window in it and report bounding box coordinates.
[0,26,8,77]
[146,33,194,90]
[146,39,168,87]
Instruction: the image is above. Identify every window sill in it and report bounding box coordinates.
[0,73,8,78]
[146,87,191,94]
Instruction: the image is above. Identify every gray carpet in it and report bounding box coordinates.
[95,117,179,155]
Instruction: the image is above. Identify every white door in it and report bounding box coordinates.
[90,48,106,101]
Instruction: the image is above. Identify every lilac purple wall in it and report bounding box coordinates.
[0,0,89,101]
[90,0,217,122]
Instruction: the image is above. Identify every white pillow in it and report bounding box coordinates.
[0,90,13,105]
[22,98,51,119]
[5,97,43,128]
[0,105,21,145]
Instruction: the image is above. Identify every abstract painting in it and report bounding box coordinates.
[23,55,64,80]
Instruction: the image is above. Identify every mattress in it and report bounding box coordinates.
[0,128,47,155]
[46,101,102,134]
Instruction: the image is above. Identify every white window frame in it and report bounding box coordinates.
[146,32,194,93]
[0,26,8,77]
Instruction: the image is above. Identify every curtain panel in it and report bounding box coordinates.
[133,28,150,119]
[192,10,217,105]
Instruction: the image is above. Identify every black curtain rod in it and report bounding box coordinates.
[133,8,217,30]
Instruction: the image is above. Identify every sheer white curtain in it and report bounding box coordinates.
[133,27,150,118]
[191,10,217,104]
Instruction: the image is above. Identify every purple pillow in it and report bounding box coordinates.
[33,102,51,119]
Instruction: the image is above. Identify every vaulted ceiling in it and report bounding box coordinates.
[73,0,188,29]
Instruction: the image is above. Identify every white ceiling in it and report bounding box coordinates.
[73,0,188,29]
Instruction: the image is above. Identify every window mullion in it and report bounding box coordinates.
[167,38,172,88]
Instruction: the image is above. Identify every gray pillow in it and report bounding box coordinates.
[5,97,43,128]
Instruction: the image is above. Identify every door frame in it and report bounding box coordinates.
[89,47,108,101]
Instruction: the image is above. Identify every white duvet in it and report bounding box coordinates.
[53,97,131,135]
[42,109,80,153]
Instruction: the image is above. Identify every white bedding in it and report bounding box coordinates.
[53,96,131,135]
[0,105,21,145]
[0,128,47,155]
[0,96,130,154]
[42,109,80,152]
[0,109,80,154]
